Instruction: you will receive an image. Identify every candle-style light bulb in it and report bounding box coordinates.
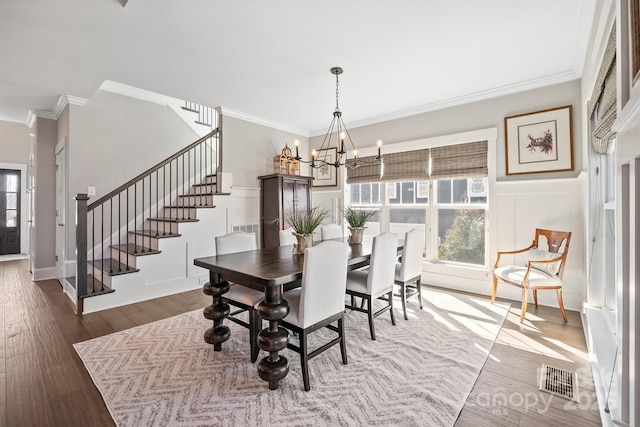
[377,140,382,158]
[294,139,300,158]
[340,132,345,154]
[311,149,317,168]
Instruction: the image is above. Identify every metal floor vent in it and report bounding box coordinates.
[539,364,578,401]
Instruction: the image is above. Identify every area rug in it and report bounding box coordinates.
[74,288,510,427]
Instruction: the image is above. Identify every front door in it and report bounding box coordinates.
[0,169,20,255]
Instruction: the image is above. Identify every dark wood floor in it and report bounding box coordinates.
[0,259,601,426]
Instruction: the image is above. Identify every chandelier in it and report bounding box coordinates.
[294,67,382,169]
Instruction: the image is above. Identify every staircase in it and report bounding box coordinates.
[74,105,226,314]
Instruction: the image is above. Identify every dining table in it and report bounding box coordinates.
[193,237,402,390]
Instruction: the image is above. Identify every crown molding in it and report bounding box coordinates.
[309,70,580,136]
[99,80,173,105]
[27,95,88,125]
[218,106,309,137]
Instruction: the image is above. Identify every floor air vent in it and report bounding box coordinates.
[539,364,578,401]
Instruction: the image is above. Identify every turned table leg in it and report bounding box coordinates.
[202,271,231,351]
[256,286,290,390]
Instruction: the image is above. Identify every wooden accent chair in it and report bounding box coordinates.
[215,232,264,362]
[279,227,297,246]
[281,240,349,391]
[321,223,343,240]
[492,228,572,323]
[345,232,398,340]
[395,228,424,320]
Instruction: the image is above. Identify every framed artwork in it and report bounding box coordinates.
[504,105,574,175]
[311,147,338,187]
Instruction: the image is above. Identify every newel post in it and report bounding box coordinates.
[75,193,89,315]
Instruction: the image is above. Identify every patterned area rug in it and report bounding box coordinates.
[74,289,510,427]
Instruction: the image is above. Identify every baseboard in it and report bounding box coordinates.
[32,267,56,281]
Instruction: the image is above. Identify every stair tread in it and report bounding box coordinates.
[194,120,212,127]
[110,243,161,256]
[88,258,140,276]
[147,217,199,223]
[128,229,182,238]
[167,204,217,209]
[70,274,116,298]
[181,106,199,113]
[178,192,230,197]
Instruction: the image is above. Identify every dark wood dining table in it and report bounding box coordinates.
[193,237,402,390]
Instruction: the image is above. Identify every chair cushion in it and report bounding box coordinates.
[494,266,562,288]
[346,269,370,294]
[282,288,302,327]
[527,248,562,276]
[224,284,264,307]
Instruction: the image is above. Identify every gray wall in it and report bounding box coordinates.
[32,117,57,274]
[0,120,31,163]
[311,79,583,181]
[222,115,310,188]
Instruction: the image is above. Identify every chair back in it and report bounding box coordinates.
[321,223,343,240]
[215,232,257,255]
[397,228,423,282]
[532,228,571,278]
[298,241,349,328]
[367,232,398,294]
[279,227,297,246]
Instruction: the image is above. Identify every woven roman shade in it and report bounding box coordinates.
[346,149,429,183]
[589,25,617,154]
[430,140,488,180]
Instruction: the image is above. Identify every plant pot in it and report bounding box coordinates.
[348,227,366,244]
[292,233,314,254]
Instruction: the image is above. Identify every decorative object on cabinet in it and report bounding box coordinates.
[273,143,300,175]
[259,173,313,248]
[311,147,338,187]
[504,105,574,175]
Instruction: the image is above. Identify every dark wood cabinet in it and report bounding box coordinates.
[259,173,313,248]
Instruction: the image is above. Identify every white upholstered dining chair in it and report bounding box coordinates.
[215,232,264,362]
[281,240,349,391]
[345,232,397,340]
[395,228,424,320]
[279,227,297,246]
[321,223,343,240]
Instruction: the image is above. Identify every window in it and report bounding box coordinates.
[349,177,487,266]
[346,140,489,268]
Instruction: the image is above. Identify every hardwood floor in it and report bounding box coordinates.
[0,259,601,426]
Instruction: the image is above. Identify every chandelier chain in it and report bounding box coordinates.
[335,72,340,112]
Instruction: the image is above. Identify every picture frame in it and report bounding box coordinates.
[504,105,574,175]
[311,147,338,187]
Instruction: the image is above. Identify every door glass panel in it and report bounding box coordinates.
[6,175,18,192]
[6,210,17,227]
[6,193,17,209]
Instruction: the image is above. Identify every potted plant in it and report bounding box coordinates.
[286,207,329,254]
[342,207,376,244]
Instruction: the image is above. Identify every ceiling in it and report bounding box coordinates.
[0,0,598,136]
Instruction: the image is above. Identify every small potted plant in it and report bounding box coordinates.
[286,207,329,254]
[342,207,376,244]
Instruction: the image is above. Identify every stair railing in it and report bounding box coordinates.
[75,120,221,313]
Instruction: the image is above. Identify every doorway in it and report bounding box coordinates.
[0,169,20,255]
[55,146,66,285]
